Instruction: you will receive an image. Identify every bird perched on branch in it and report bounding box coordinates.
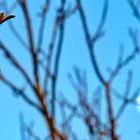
[0,12,15,24]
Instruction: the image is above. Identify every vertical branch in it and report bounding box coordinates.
[19,1,64,139]
[76,0,106,85]
[20,0,40,87]
[105,83,118,140]
[93,0,108,42]
[51,0,66,119]
[43,13,59,92]
[76,0,118,139]
[37,0,51,50]
[19,113,26,140]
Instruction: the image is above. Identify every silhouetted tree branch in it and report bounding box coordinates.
[0,0,140,140]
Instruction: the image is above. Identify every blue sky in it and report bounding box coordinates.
[0,0,140,140]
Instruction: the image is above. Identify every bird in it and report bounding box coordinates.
[0,12,15,24]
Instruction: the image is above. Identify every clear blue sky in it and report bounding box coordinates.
[0,0,140,140]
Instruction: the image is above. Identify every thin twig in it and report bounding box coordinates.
[51,0,66,119]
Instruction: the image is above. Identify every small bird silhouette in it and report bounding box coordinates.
[0,12,15,24]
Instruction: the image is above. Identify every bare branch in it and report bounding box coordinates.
[0,73,41,112]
